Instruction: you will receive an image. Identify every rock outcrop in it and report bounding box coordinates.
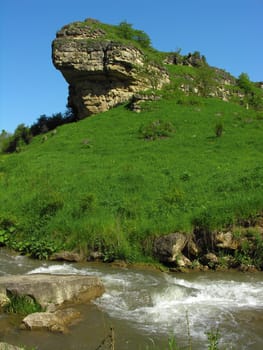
[0,274,104,310]
[52,19,169,119]
[153,221,263,271]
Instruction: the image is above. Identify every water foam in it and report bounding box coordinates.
[27,263,85,275]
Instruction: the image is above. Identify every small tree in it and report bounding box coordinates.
[117,21,134,40]
[237,73,252,94]
[237,73,263,110]
[196,67,216,97]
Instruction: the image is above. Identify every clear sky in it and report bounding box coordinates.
[1,0,262,132]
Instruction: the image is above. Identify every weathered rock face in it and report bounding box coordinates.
[52,20,169,119]
[0,274,104,310]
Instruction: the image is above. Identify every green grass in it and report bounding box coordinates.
[3,294,43,315]
[0,96,262,261]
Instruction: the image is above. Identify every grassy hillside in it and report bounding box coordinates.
[1,94,262,262]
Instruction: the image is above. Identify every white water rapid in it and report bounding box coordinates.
[27,262,263,349]
[1,250,262,349]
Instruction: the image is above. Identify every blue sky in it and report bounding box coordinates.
[1,0,262,132]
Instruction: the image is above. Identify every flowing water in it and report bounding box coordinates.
[0,248,262,349]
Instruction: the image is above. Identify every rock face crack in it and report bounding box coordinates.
[52,20,170,119]
[102,45,109,76]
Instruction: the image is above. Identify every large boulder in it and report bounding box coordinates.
[21,308,81,333]
[0,274,104,310]
[52,19,169,119]
[153,232,189,264]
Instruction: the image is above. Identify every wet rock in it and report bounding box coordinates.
[0,343,24,350]
[239,264,258,273]
[176,254,192,268]
[21,308,81,333]
[50,250,84,262]
[201,253,219,267]
[110,260,128,268]
[0,292,10,308]
[88,250,104,261]
[0,274,104,310]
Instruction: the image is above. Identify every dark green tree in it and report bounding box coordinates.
[117,21,151,49]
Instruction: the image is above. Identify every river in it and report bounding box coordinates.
[0,248,263,349]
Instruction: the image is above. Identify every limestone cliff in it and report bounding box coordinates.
[52,19,170,119]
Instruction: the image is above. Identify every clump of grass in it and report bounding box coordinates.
[4,293,43,316]
[206,328,221,350]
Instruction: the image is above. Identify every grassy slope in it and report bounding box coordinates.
[1,95,262,261]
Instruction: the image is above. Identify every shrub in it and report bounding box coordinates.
[9,237,63,260]
[139,120,175,140]
[117,21,151,49]
[237,73,263,110]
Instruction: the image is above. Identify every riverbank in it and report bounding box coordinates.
[1,214,263,273]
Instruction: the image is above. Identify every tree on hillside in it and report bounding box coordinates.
[237,73,263,110]
[1,124,32,153]
[237,73,252,94]
[30,108,75,136]
[0,130,11,152]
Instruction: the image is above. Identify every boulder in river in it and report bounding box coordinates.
[0,274,104,310]
[21,308,81,333]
